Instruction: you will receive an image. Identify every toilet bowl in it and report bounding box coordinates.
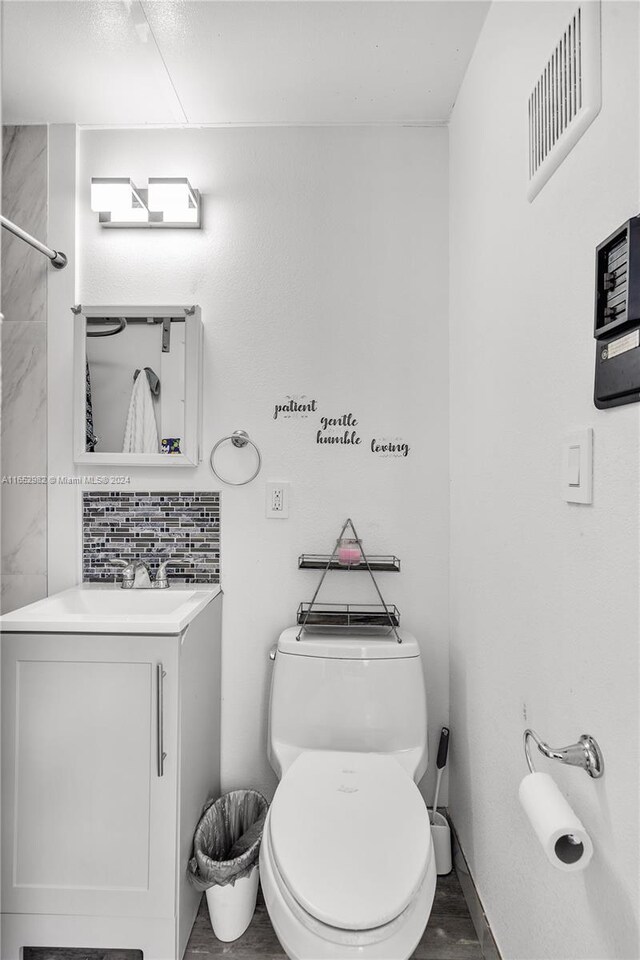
[263,627,434,959]
[260,750,436,960]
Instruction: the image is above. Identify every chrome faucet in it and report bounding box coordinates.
[154,559,173,589]
[111,559,152,589]
[110,557,174,589]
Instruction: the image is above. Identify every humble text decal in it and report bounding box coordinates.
[317,413,361,446]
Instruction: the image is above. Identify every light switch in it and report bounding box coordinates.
[567,446,581,486]
[563,429,593,504]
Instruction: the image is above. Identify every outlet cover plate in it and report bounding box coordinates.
[266,482,290,519]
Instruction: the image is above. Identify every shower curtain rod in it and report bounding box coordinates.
[0,214,67,269]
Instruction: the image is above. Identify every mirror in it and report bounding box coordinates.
[74,305,203,467]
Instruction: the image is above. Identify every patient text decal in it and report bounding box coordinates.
[273,396,318,420]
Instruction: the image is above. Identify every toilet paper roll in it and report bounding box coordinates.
[519,772,593,872]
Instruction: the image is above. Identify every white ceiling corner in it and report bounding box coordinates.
[2,0,490,126]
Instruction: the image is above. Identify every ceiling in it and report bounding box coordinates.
[2,1,489,126]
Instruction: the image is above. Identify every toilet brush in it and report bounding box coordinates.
[430,726,450,824]
[430,727,452,874]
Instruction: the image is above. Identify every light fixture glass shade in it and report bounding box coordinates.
[108,206,149,223]
[90,178,145,214]
[148,178,199,222]
[160,205,199,224]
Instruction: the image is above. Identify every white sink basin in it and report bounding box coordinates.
[0,583,221,634]
[41,589,196,616]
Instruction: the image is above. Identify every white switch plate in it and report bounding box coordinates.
[266,482,290,518]
[563,429,593,504]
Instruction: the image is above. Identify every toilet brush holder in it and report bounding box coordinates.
[430,812,452,875]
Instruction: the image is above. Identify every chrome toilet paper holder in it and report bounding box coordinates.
[524,729,605,779]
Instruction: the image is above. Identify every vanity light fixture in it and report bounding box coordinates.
[90,177,201,229]
[90,178,148,225]
[148,178,200,225]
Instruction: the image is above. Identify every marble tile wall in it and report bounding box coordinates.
[1,125,49,613]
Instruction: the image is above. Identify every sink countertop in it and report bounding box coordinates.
[0,582,222,635]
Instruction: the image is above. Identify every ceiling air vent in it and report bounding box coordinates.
[527,2,601,202]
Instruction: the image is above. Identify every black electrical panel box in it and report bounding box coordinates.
[594,217,640,408]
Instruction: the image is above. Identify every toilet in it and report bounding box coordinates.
[259,627,436,960]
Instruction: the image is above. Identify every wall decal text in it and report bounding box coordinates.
[273,396,318,420]
[370,438,410,457]
[317,412,361,446]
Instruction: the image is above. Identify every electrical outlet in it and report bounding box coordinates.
[266,482,290,519]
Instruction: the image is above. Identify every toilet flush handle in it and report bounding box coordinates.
[268,644,277,662]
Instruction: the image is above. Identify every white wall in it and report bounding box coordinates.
[49,126,449,802]
[449,3,639,958]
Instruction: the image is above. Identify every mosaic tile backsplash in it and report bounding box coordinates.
[83,492,220,583]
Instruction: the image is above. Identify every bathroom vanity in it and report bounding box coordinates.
[0,583,222,960]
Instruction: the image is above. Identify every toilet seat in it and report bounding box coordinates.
[264,813,431,949]
[268,751,432,932]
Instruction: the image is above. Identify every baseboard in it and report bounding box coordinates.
[446,812,502,960]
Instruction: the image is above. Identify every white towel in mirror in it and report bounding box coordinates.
[122,368,159,454]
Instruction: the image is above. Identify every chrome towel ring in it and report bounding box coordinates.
[209,430,262,486]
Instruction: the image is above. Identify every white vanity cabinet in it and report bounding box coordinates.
[1,587,222,960]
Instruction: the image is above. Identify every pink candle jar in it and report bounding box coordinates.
[337,538,363,566]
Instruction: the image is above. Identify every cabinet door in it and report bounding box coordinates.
[1,632,179,919]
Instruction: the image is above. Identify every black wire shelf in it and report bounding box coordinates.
[298,554,401,572]
[296,602,400,628]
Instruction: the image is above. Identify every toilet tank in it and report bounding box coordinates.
[267,627,428,783]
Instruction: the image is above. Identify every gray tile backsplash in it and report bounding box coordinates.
[82,491,220,583]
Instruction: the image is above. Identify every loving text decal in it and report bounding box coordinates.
[370,437,410,457]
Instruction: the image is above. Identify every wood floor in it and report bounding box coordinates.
[185,871,484,960]
[24,870,484,960]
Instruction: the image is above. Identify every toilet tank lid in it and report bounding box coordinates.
[277,626,419,659]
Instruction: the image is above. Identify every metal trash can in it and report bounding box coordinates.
[188,789,269,941]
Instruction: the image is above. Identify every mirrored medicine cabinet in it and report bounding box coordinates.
[73,304,203,467]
